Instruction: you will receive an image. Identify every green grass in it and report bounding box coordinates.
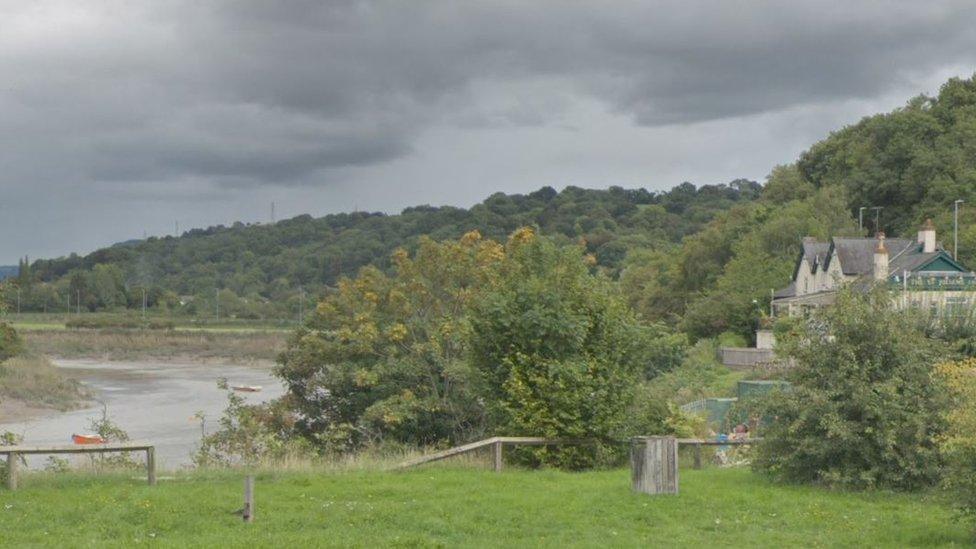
[0,467,969,547]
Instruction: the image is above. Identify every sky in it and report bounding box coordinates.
[2,1,976,263]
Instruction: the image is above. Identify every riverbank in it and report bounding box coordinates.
[0,467,968,547]
[0,355,90,423]
[0,358,283,466]
[20,329,287,363]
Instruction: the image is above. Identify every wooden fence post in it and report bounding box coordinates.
[243,476,255,523]
[630,436,678,495]
[693,443,702,470]
[146,447,156,486]
[6,452,18,491]
[491,441,503,473]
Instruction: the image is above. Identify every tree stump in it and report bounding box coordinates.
[630,436,678,495]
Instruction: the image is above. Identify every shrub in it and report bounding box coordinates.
[642,327,688,379]
[936,358,976,528]
[0,322,23,361]
[753,289,948,490]
[468,229,645,469]
[194,379,310,467]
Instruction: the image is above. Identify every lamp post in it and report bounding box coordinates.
[955,199,964,260]
[871,207,883,235]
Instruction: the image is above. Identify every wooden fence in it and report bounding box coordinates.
[1,442,156,490]
[396,437,594,471]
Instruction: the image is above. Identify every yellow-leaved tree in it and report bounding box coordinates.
[275,231,505,450]
[936,358,976,528]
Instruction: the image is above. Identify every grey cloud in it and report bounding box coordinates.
[3,1,976,190]
[2,1,976,262]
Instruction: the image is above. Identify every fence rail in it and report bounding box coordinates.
[396,436,762,472]
[395,437,595,471]
[1,442,156,490]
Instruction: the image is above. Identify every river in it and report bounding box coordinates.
[0,359,285,469]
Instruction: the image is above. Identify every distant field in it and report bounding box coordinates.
[0,467,968,547]
[5,313,295,333]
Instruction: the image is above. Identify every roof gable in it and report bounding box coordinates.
[791,238,829,280]
[915,253,968,273]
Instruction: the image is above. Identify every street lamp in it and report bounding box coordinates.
[955,199,964,260]
[870,207,883,235]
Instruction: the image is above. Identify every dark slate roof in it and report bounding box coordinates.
[829,237,916,275]
[773,282,796,299]
[802,238,830,272]
[888,249,943,275]
[791,237,830,279]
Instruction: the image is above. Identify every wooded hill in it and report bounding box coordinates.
[10,180,761,318]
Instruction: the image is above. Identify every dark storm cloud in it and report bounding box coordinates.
[2,1,975,191]
[3,1,976,263]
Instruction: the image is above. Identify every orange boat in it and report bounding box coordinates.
[72,433,108,445]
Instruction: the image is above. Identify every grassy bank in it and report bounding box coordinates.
[0,467,968,547]
[19,329,287,362]
[0,355,89,412]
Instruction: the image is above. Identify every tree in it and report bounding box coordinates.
[467,228,647,469]
[753,289,948,490]
[275,231,505,450]
[936,358,976,527]
[680,187,857,341]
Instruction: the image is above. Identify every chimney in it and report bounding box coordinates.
[918,218,936,253]
[874,232,888,281]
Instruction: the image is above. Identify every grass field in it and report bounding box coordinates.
[0,467,969,547]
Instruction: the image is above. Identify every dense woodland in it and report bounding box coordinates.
[9,180,761,321]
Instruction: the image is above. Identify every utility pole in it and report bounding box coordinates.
[955,199,964,260]
[175,221,180,236]
[871,207,883,235]
[271,202,276,224]
[76,290,81,315]
[142,288,147,321]
[858,207,866,233]
[215,288,220,321]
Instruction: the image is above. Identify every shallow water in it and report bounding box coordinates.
[0,359,284,469]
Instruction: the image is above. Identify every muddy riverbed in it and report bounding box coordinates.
[0,359,285,469]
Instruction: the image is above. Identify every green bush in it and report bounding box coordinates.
[0,322,23,361]
[468,229,645,469]
[753,289,948,490]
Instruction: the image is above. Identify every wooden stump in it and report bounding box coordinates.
[491,441,503,473]
[630,436,678,495]
[6,452,19,491]
[243,476,255,523]
[146,447,157,486]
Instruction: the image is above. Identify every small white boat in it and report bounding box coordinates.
[231,385,262,393]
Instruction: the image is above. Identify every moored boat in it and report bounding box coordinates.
[231,385,262,393]
[72,433,108,445]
